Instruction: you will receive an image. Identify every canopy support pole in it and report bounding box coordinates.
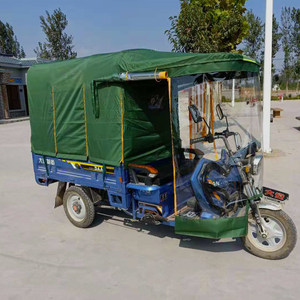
[167,78,177,215]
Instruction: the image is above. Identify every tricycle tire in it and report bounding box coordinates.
[243,209,297,260]
[63,186,95,228]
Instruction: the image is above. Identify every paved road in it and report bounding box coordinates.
[0,101,300,300]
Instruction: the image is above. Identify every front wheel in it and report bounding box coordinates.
[243,209,297,259]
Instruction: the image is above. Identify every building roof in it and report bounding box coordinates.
[0,54,48,68]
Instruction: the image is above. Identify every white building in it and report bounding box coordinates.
[0,54,47,120]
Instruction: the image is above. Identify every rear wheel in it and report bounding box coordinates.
[63,186,95,228]
[243,209,297,259]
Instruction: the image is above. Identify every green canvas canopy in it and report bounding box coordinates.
[28,49,259,166]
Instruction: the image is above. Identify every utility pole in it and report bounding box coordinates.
[231,79,235,107]
[262,0,273,153]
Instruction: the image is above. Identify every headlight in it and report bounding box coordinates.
[251,154,263,175]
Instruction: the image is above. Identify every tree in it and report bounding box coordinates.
[259,15,282,78]
[0,20,25,58]
[281,7,294,93]
[34,8,77,60]
[242,10,264,61]
[291,8,300,56]
[165,0,249,53]
[272,15,281,65]
[291,8,300,91]
[242,13,281,66]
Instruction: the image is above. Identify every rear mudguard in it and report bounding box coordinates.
[54,182,67,208]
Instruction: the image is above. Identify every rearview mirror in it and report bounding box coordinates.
[216,104,224,120]
[188,105,202,123]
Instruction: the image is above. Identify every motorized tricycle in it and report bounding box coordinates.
[28,49,297,259]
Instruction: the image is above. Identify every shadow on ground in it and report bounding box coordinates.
[93,206,244,254]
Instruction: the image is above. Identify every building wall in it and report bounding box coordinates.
[5,67,28,117]
[0,67,28,119]
[0,85,4,119]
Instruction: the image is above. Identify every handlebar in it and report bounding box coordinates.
[190,130,239,156]
[190,134,215,144]
[190,136,207,144]
[214,131,235,138]
[190,131,235,145]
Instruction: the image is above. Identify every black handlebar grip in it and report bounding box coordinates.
[190,137,206,144]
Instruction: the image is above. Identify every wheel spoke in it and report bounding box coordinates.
[263,219,284,239]
[266,238,277,247]
[269,228,283,239]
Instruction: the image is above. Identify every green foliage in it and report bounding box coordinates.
[242,13,281,73]
[281,7,294,85]
[272,15,282,63]
[271,94,300,100]
[241,6,298,90]
[291,8,300,80]
[242,10,263,61]
[280,7,300,91]
[0,20,25,58]
[165,0,249,53]
[34,8,77,60]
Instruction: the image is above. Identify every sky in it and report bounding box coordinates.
[1,0,299,71]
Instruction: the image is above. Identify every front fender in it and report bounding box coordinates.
[258,198,283,211]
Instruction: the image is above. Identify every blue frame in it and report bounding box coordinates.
[33,129,254,228]
[32,153,178,224]
[32,145,246,226]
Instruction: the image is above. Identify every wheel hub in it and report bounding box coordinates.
[72,201,82,214]
[261,233,268,239]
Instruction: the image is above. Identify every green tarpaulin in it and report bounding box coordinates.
[28,49,259,166]
[175,214,249,239]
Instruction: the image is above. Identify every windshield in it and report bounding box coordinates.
[172,72,262,159]
[170,71,262,214]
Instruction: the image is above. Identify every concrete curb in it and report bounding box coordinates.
[0,116,29,125]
